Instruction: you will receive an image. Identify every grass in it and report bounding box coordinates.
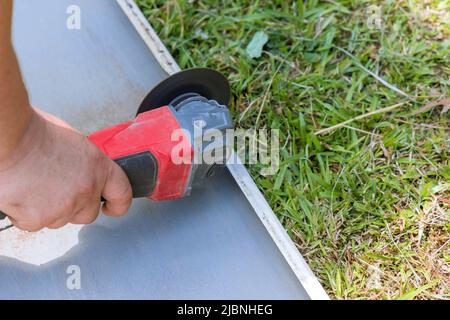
[137,0,450,299]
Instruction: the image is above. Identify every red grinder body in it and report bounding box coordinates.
[87,68,233,201]
[88,106,193,201]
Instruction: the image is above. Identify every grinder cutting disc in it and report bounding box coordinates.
[137,68,230,114]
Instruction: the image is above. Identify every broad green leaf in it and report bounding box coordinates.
[246,31,269,59]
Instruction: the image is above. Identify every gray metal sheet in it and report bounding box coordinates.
[0,0,309,299]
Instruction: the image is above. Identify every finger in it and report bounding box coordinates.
[5,207,46,231]
[47,218,71,229]
[101,161,132,217]
[44,196,82,229]
[12,217,44,232]
[2,207,43,231]
[45,206,81,229]
[71,200,101,225]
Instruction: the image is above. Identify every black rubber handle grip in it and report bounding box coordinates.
[0,151,158,221]
[97,152,160,201]
[112,151,157,198]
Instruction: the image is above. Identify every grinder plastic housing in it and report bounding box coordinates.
[88,68,233,201]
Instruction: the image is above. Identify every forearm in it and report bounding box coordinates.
[0,0,33,162]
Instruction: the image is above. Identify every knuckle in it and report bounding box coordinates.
[74,210,98,225]
[60,198,76,213]
[78,179,96,196]
[10,206,45,231]
[89,146,106,166]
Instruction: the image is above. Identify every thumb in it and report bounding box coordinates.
[101,160,132,217]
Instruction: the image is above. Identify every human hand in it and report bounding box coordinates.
[0,108,132,231]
